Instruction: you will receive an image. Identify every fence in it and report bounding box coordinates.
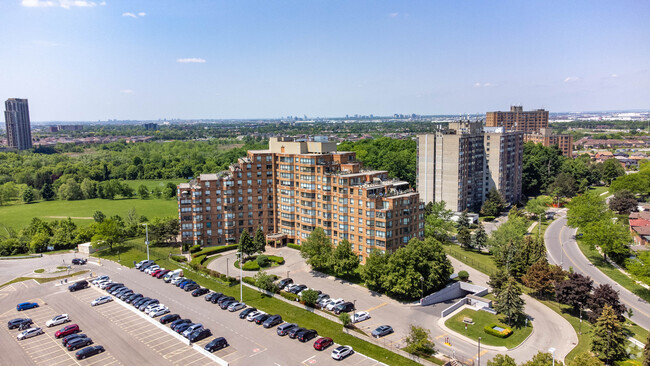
[444,246,495,276]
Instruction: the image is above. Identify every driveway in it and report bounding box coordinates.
[545,211,650,330]
[0,252,78,284]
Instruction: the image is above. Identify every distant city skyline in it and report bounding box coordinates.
[0,0,649,121]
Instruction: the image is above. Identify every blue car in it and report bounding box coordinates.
[16,302,39,311]
[180,281,195,290]
[177,280,190,288]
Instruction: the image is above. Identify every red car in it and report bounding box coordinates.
[151,269,162,277]
[55,324,80,338]
[156,270,170,279]
[313,337,333,350]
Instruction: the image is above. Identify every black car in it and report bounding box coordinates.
[262,315,282,328]
[288,327,306,339]
[217,296,235,306]
[160,314,181,324]
[75,345,104,360]
[132,297,150,308]
[185,283,200,292]
[71,258,87,265]
[277,278,293,289]
[289,285,307,294]
[192,288,209,297]
[219,299,236,310]
[188,328,212,343]
[239,307,257,319]
[170,318,192,331]
[205,292,218,302]
[68,280,89,292]
[333,302,355,315]
[205,337,228,352]
[111,286,128,295]
[175,323,192,334]
[8,318,31,330]
[297,329,318,343]
[119,291,134,300]
[211,293,226,304]
[126,294,143,304]
[62,333,87,346]
[105,283,124,291]
[253,313,270,325]
[67,336,93,351]
[140,262,155,272]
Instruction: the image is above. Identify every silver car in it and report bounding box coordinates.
[227,302,246,312]
[17,327,43,340]
[91,296,112,306]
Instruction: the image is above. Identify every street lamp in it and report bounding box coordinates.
[420,276,425,299]
[142,223,150,261]
[549,347,555,366]
[353,299,356,311]
[287,271,290,279]
[237,251,243,302]
[226,258,229,278]
[478,337,481,366]
[579,306,583,335]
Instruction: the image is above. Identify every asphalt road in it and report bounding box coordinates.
[0,252,78,284]
[545,211,650,330]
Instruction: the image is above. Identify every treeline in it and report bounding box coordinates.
[0,210,178,256]
[338,137,417,186]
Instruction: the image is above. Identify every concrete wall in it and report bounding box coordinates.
[441,298,468,317]
[420,282,488,306]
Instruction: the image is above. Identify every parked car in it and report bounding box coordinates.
[75,345,105,360]
[156,269,170,279]
[204,337,228,352]
[67,336,93,351]
[289,285,307,294]
[46,314,70,327]
[91,275,109,285]
[17,319,33,331]
[17,327,43,340]
[287,327,306,339]
[205,292,217,302]
[172,277,186,286]
[185,283,200,292]
[371,325,394,338]
[277,278,293,289]
[8,318,32,330]
[228,302,246,312]
[118,291,134,301]
[183,324,203,338]
[262,315,282,328]
[132,297,150,308]
[314,337,333,350]
[145,303,164,315]
[149,306,170,318]
[16,302,39,311]
[192,287,209,297]
[246,311,263,322]
[220,299,236,310]
[276,322,298,336]
[331,345,353,360]
[297,329,318,343]
[55,324,80,338]
[125,294,143,304]
[352,311,371,323]
[160,314,180,325]
[144,265,160,274]
[68,280,89,292]
[188,328,212,343]
[164,269,183,282]
[253,313,270,325]
[333,302,354,315]
[175,323,192,334]
[316,293,330,305]
[140,262,156,272]
[317,297,332,308]
[62,333,87,346]
[135,259,153,269]
[239,307,257,319]
[211,293,226,304]
[170,318,192,331]
[326,299,344,311]
[71,258,87,265]
[139,299,159,311]
[284,283,299,292]
[104,283,123,291]
[218,296,235,306]
[150,268,163,277]
[99,281,114,289]
[178,279,192,288]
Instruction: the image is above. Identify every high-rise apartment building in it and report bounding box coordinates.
[4,98,32,150]
[417,121,523,212]
[178,137,424,262]
[486,105,573,158]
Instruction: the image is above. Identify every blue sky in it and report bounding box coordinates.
[1,0,649,121]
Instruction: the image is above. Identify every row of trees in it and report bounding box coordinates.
[237,228,267,261]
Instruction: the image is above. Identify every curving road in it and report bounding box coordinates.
[545,211,650,330]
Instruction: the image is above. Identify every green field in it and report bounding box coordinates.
[588,186,610,196]
[0,196,178,229]
[445,308,533,348]
[122,179,187,191]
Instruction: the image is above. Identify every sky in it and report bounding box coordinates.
[0,0,649,121]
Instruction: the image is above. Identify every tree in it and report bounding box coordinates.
[57,179,83,200]
[566,192,609,229]
[481,188,506,217]
[591,304,627,364]
[80,178,98,199]
[99,179,121,199]
[40,182,55,201]
[404,324,435,356]
[582,219,630,262]
[339,312,352,328]
[360,249,389,291]
[253,270,278,293]
[487,354,517,366]
[119,182,135,198]
[608,189,638,214]
[424,201,455,242]
[301,289,319,307]
[91,218,125,251]
[526,196,552,235]
[610,171,650,195]
[521,351,564,366]
[521,259,556,298]
[163,182,177,199]
[253,227,266,254]
[600,158,625,185]
[547,172,577,201]
[238,230,255,261]
[456,210,470,230]
[522,142,565,196]
[567,352,605,366]
[300,228,333,271]
[331,240,359,277]
[457,227,472,249]
[93,210,106,223]
[494,277,525,326]
[588,284,627,322]
[0,182,19,204]
[488,269,508,297]
[148,216,180,245]
[137,184,150,199]
[22,186,35,204]
[471,223,488,251]
[555,272,593,313]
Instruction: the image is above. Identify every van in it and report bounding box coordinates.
[163,269,183,282]
[68,280,88,292]
[276,322,297,336]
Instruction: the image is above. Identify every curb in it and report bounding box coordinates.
[436,305,508,352]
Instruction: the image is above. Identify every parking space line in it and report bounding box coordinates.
[85,355,114,365]
[173,352,203,364]
[26,343,59,354]
[156,342,180,353]
[184,356,208,366]
[150,337,176,348]
[33,352,68,362]
[163,348,186,359]
[48,357,75,366]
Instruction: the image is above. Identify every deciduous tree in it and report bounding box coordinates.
[404,325,435,356]
[566,192,609,229]
[300,228,333,271]
[608,189,638,214]
[521,351,564,366]
[487,354,517,366]
[137,184,150,199]
[481,188,506,217]
[582,219,630,262]
[600,158,626,185]
[91,218,125,251]
[22,186,35,203]
[522,259,556,298]
[567,352,604,366]
[588,284,626,322]
[330,240,359,277]
[555,272,593,313]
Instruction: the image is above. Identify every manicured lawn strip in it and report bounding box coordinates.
[575,239,650,303]
[93,237,180,267]
[121,179,187,192]
[34,269,44,273]
[445,309,532,348]
[442,244,497,275]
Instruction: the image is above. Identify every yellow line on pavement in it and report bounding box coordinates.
[364,302,388,312]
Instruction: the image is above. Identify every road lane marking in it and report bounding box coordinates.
[363,302,387,313]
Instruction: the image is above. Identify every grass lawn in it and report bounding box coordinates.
[122,179,187,192]
[92,237,181,266]
[0,196,178,229]
[443,244,497,275]
[588,186,610,196]
[445,308,533,348]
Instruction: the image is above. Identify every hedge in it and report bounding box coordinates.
[480,216,495,222]
[189,244,202,253]
[170,255,187,263]
[242,276,256,286]
[279,291,299,302]
[192,244,238,258]
[268,255,285,264]
[288,243,301,250]
[483,323,513,338]
[243,261,260,271]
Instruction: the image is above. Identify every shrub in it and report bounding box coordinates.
[339,312,352,328]
[458,270,470,281]
[288,243,301,250]
[483,323,513,338]
[190,254,206,267]
[268,255,285,264]
[254,270,279,293]
[192,244,238,258]
[256,255,270,267]
[170,255,187,263]
[242,261,260,271]
[301,289,319,307]
[481,216,495,222]
[189,244,202,253]
[242,276,256,286]
[280,291,299,302]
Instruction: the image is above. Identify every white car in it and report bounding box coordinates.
[182,324,203,338]
[144,265,160,274]
[149,306,170,318]
[91,276,109,285]
[352,311,371,323]
[144,303,164,314]
[99,281,113,290]
[17,327,43,340]
[246,310,263,321]
[46,314,70,327]
[331,345,353,360]
[91,296,113,306]
[284,284,299,292]
[317,296,332,308]
[228,302,246,312]
[326,299,344,311]
[171,277,185,285]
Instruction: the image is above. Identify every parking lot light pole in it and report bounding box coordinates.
[287,271,290,279]
[226,258,229,278]
[238,251,243,302]
[142,223,150,261]
[478,337,481,366]
[549,347,555,366]
[353,299,356,311]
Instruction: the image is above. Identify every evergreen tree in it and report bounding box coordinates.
[22,186,35,204]
[456,210,470,230]
[488,269,508,297]
[457,227,472,249]
[472,223,488,251]
[238,229,255,261]
[92,210,106,223]
[495,276,525,326]
[253,227,266,254]
[591,304,627,364]
[40,182,55,201]
[567,352,605,366]
[481,188,506,217]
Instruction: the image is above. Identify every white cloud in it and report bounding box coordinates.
[138,12,146,17]
[122,12,136,18]
[473,82,495,87]
[176,58,206,63]
[22,0,103,8]
[564,76,579,83]
[120,89,134,94]
[388,12,399,17]
[610,73,619,78]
